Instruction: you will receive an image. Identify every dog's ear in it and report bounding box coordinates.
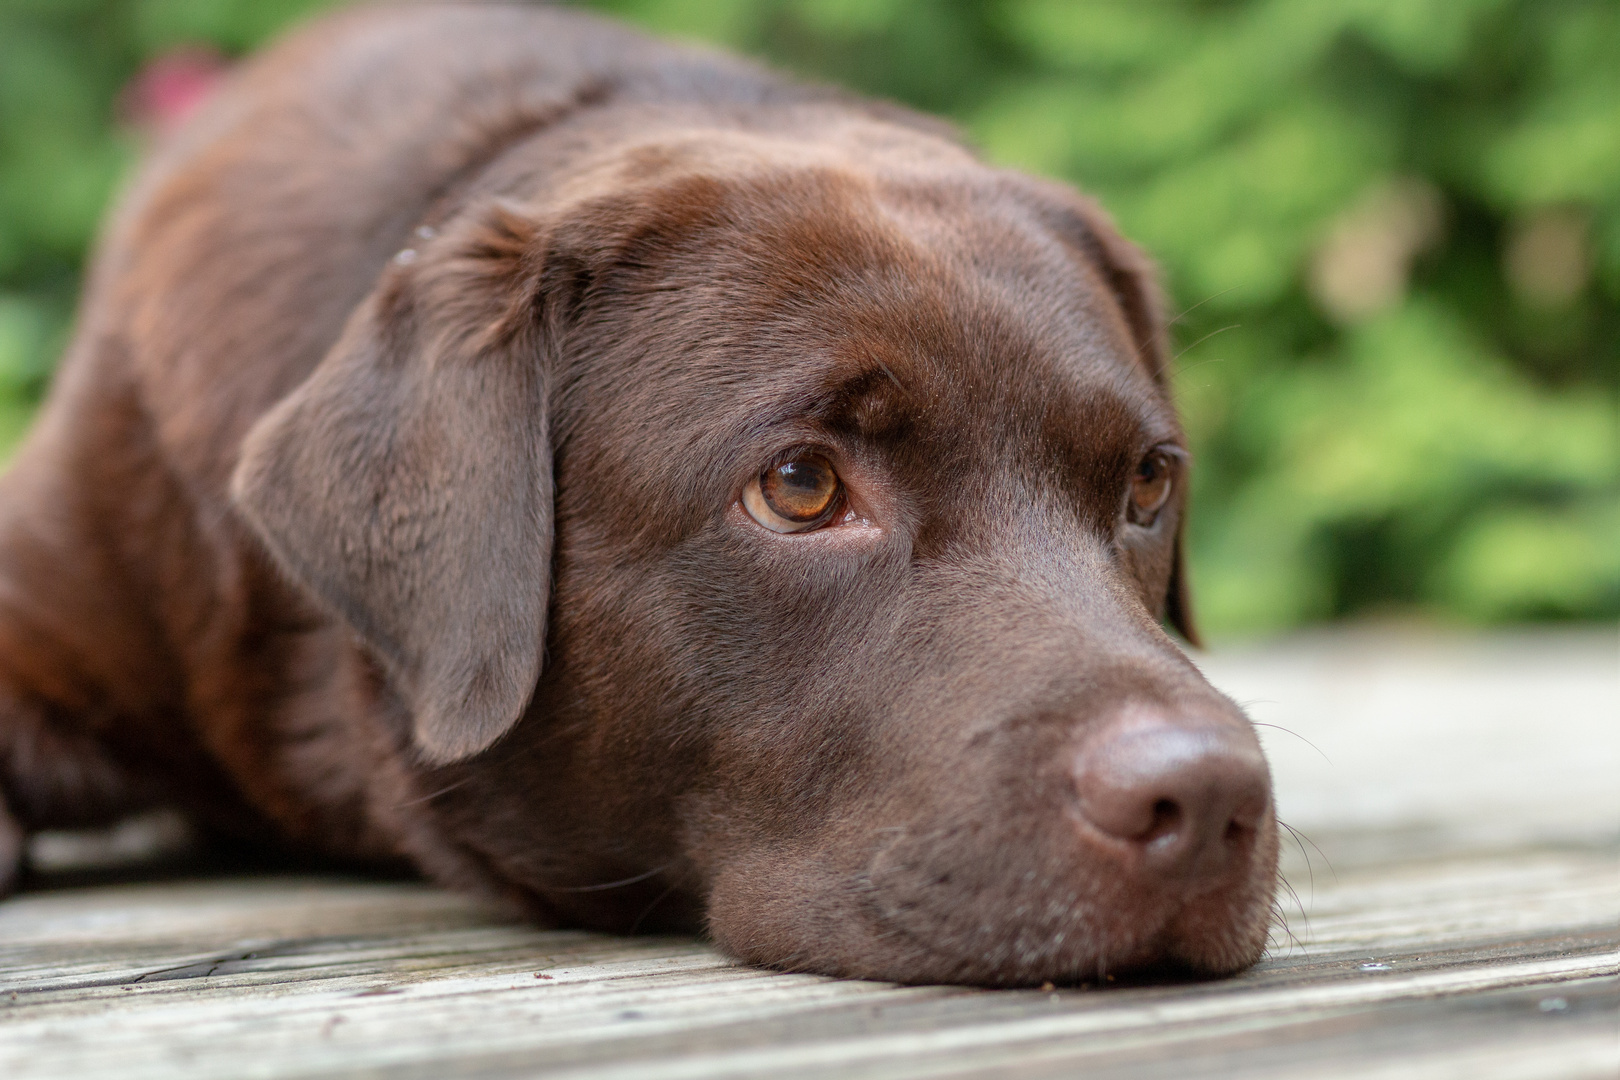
[1031,186,1201,646]
[1164,532,1199,647]
[232,204,555,764]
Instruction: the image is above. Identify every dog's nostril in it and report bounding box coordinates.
[1072,713,1271,880]
[1145,798,1181,842]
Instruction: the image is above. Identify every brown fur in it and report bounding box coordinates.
[0,3,1276,985]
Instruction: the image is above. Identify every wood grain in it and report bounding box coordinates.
[3,629,1616,1078]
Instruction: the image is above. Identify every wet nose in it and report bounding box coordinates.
[1072,710,1271,881]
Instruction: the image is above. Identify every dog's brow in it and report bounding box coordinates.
[868,358,905,392]
[806,359,917,438]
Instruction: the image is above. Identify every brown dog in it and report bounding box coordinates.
[0,3,1277,985]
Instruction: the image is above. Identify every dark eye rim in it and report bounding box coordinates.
[1125,444,1186,528]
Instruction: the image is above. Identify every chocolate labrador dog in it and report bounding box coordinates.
[0,3,1277,985]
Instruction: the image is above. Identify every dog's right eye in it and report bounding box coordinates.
[743,456,843,533]
[1128,449,1175,527]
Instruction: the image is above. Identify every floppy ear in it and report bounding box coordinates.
[1163,532,1199,647]
[1032,186,1201,646]
[231,204,554,763]
[1079,214,1202,647]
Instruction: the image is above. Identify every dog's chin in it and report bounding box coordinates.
[702,819,1279,987]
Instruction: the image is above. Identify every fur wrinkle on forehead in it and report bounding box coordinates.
[810,360,917,441]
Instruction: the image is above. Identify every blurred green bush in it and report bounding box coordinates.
[1,0,1615,636]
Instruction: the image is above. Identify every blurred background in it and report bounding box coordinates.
[0,0,1615,642]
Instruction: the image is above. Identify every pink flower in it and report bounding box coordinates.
[122,47,229,135]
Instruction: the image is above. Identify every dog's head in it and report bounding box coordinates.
[233,116,1277,986]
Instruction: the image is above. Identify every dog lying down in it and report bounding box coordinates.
[0,4,1277,986]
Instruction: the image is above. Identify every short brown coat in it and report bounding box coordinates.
[0,4,1273,986]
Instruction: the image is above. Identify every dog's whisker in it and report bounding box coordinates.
[1170,353,1228,379]
[628,882,681,934]
[1251,722,1333,766]
[1275,871,1309,931]
[1171,322,1240,363]
[1279,819,1337,885]
[1271,882,1308,950]
[542,863,674,894]
[394,774,478,808]
[1267,897,1305,958]
[1278,819,1315,893]
[1168,286,1239,326]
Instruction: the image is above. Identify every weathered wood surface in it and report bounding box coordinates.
[2,628,1617,1079]
[2,848,1615,1079]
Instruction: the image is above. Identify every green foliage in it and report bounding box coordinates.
[0,0,1614,636]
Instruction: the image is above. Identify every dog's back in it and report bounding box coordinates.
[0,3,789,878]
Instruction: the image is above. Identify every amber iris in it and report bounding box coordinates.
[1128,450,1174,526]
[743,456,841,533]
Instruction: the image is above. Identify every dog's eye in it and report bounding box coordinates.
[1128,450,1174,526]
[743,456,842,533]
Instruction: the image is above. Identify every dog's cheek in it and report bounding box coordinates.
[703,844,906,980]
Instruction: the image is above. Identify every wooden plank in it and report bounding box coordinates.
[2,629,1616,1078]
[2,845,1614,1080]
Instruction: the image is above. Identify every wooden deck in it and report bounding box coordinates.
[3,627,1616,1078]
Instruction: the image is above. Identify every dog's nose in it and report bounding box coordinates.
[1072,710,1271,881]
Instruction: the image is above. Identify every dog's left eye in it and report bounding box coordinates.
[743,456,843,533]
[1128,450,1174,527]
